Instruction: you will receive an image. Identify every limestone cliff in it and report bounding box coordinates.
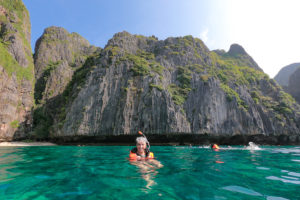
[32,26,99,138]
[33,26,99,104]
[274,63,300,105]
[274,63,300,87]
[286,67,300,104]
[33,31,300,140]
[0,0,34,141]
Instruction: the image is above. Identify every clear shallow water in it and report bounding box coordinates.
[0,146,299,200]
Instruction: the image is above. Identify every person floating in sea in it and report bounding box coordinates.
[129,131,163,188]
[129,131,163,166]
[210,143,220,150]
[129,131,154,161]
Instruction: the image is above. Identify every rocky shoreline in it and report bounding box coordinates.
[0,142,56,146]
[45,134,300,145]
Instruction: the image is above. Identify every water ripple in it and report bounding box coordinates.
[266,176,300,184]
[266,196,289,200]
[256,166,270,170]
[221,185,262,196]
[287,172,300,178]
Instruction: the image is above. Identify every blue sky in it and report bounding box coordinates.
[23,0,300,77]
[24,0,225,49]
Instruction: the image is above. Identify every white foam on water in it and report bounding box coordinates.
[272,148,300,154]
[281,176,299,180]
[267,196,289,200]
[245,142,261,150]
[221,185,262,196]
[291,159,300,163]
[198,146,210,149]
[281,170,289,173]
[256,167,270,170]
[266,176,300,185]
[287,172,300,178]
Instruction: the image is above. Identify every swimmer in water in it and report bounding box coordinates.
[210,144,220,150]
[129,131,163,188]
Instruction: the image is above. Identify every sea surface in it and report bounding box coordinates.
[0,145,299,200]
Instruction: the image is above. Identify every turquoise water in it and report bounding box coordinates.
[0,146,299,200]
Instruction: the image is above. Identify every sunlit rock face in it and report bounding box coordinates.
[0,1,34,141]
[33,26,99,104]
[31,31,300,139]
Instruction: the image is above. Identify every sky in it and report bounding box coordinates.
[23,0,300,78]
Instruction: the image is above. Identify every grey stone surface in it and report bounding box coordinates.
[0,1,34,141]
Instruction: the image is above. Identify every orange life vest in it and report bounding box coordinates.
[212,144,220,149]
[129,148,154,160]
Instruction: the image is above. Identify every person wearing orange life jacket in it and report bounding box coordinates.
[211,144,220,150]
[129,136,154,161]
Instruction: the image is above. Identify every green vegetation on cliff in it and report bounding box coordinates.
[0,0,33,82]
[34,61,61,104]
[29,31,300,139]
[0,0,31,51]
[0,42,33,81]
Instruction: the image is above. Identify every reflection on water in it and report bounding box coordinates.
[130,159,163,189]
[0,148,25,182]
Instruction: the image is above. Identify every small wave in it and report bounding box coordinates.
[245,142,261,150]
[272,148,300,154]
[281,176,299,180]
[221,185,262,196]
[291,159,300,163]
[266,176,300,185]
[267,196,289,200]
[287,172,300,178]
[256,167,270,170]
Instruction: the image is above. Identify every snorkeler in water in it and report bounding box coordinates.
[129,131,163,188]
[129,136,154,161]
[129,131,163,166]
[210,144,220,150]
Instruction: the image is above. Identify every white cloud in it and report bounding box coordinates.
[200,28,209,43]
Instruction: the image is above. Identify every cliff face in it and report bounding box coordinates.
[1,1,299,143]
[286,67,300,103]
[33,31,300,139]
[32,26,99,138]
[33,26,99,104]
[274,63,300,87]
[0,0,34,141]
[274,63,300,104]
